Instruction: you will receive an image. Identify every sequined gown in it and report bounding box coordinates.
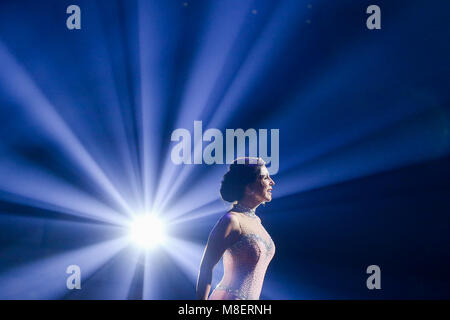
[209,211,275,300]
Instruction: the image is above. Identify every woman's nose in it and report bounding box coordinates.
[270,179,275,186]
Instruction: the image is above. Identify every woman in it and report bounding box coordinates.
[196,157,275,300]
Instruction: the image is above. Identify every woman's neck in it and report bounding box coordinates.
[238,197,261,211]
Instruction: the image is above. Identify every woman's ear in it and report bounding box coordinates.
[244,185,254,196]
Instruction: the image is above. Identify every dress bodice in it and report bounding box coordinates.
[209,213,275,300]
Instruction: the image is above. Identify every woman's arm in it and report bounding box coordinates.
[196,213,241,300]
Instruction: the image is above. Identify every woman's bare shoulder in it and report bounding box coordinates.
[214,211,241,233]
[219,211,240,225]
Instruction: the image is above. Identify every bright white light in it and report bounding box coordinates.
[129,215,166,249]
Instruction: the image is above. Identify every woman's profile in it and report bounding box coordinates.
[196,157,275,300]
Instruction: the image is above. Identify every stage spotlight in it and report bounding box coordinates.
[128,215,167,249]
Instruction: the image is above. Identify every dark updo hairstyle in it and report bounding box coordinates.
[220,157,266,203]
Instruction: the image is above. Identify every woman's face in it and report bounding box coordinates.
[249,165,275,203]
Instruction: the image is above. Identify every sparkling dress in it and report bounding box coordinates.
[208,204,275,300]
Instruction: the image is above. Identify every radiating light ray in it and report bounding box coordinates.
[136,0,180,211]
[66,246,142,300]
[162,237,224,288]
[142,250,160,300]
[152,1,255,209]
[173,0,254,129]
[265,37,439,176]
[207,0,308,130]
[155,0,308,208]
[81,1,144,211]
[274,107,450,199]
[264,0,442,178]
[111,248,141,300]
[0,155,127,225]
[169,204,225,226]
[0,237,129,299]
[22,0,144,213]
[152,161,183,213]
[162,166,225,220]
[0,41,133,216]
[154,164,192,213]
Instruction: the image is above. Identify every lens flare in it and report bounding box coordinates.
[129,215,166,249]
